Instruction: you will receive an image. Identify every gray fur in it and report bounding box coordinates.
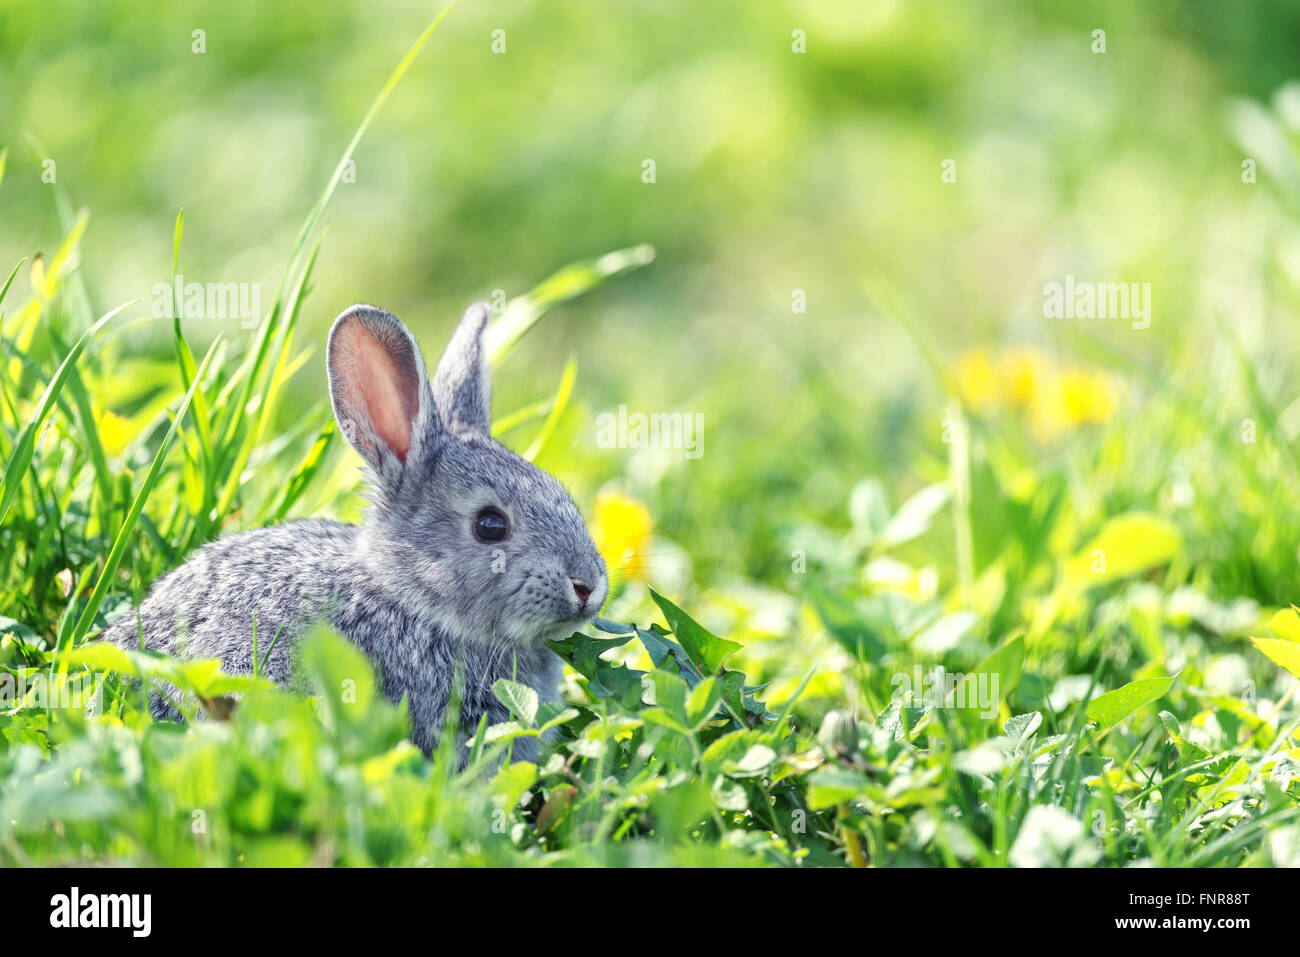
[101,303,607,761]
[432,301,492,439]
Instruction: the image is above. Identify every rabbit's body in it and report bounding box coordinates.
[103,520,355,691]
[101,303,604,761]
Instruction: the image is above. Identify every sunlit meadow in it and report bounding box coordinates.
[2,1,1300,867]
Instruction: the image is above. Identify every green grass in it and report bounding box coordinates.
[3,9,1300,868]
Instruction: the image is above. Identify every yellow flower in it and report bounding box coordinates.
[952,349,999,412]
[96,408,135,457]
[1030,369,1116,439]
[590,489,654,582]
[953,345,1116,439]
[1000,347,1049,409]
[1057,369,1116,425]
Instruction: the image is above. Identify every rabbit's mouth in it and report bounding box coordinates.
[558,604,601,627]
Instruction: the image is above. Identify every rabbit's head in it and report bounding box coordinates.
[326,303,608,646]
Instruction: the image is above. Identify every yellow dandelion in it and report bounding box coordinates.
[952,348,1000,412]
[1031,368,1116,439]
[590,489,654,582]
[1058,369,1116,425]
[1000,347,1049,409]
[953,345,1116,439]
[96,408,135,457]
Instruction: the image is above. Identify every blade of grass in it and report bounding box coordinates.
[216,2,458,459]
[268,416,336,523]
[523,356,576,461]
[213,232,324,521]
[42,325,117,523]
[491,396,555,437]
[0,301,132,524]
[168,209,215,485]
[23,152,122,522]
[485,244,655,366]
[0,258,23,319]
[61,337,221,654]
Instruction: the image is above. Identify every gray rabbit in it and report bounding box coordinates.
[102,302,608,760]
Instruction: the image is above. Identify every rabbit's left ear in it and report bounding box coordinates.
[433,302,492,438]
[326,305,443,488]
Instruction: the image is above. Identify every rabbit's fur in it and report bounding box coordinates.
[102,303,608,760]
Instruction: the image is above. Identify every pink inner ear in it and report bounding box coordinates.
[339,320,420,461]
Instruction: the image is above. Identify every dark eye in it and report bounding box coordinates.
[472,507,509,543]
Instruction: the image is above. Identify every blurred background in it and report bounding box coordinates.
[5,0,1300,693]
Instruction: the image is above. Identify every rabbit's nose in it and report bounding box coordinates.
[571,579,593,603]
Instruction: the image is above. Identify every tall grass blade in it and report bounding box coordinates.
[0,302,131,524]
[63,338,221,652]
[485,244,655,365]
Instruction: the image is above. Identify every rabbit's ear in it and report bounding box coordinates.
[432,302,492,438]
[327,305,441,481]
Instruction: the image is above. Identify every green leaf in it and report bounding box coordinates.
[1251,637,1300,679]
[270,417,336,522]
[806,583,889,659]
[848,478,890,540]
[711,776,749,811]
[687,676,723,729]
[1158,710,1191,752]
[648,670,690,726]
[649,589,741,675]
[493,679,539,728]
[491,760,537,812]
[807,767,872,810]
[913,610,978,655]
[583,715,643,741]
[61,641,147,676]
[728,744,777,777]
[538,706,580,734]
[546,631,644,707]
[545,631,634,678]
[1084,676,1175,734]
[1002,711,1041,740]
[634,626,676,668]
[642,708,693,736]
[482,722,540,744]
[586,661,647,708]
[1265,607,1300,644]
[881,482,949,547]
[1065,512,1181,587]
[702,729,767,768]
[976,633,1024,698]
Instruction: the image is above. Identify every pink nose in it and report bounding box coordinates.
[571,580,592,603]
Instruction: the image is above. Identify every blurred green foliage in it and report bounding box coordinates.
[6,0,1300,586]
[5,1,1300,866]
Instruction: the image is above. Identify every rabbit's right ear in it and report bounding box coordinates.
[432,302,492,438]
[327,305,442,485]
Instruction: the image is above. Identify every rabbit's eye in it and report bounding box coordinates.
[473,507,510,543]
